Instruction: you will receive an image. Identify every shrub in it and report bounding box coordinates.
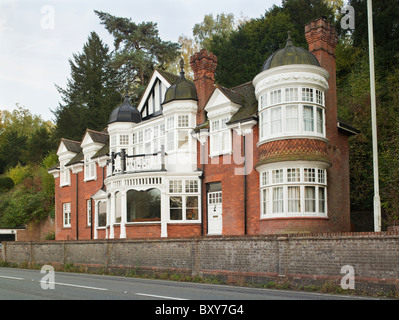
[0,176,14,192]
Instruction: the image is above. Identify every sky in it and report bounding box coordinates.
[0,0,281,122]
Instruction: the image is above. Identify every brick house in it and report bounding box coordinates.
[49,18,357,241]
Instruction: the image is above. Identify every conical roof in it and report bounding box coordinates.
[108,95,142,125]
[163,59,198,105]
[262,32,320,71]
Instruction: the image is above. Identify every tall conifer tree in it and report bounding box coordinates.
[53,31,121,141]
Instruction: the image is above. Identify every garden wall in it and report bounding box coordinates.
[2,232,398,296]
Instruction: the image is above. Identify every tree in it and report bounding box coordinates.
[193,13,236,51]
[166,35,201,80]
[207,0,335,88]
[209,11,299,87]
[349,0,399,71]
[53,31,121,141]
[95,10,180,104]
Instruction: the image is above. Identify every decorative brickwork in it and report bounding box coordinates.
[256,139,330,167]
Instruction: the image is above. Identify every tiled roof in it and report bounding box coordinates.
[61,139,82,153]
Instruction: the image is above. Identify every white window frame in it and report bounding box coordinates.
[209,117,232,157]
[87,199,92,227]
[258,86,325,143]
[60,165,71,187]
[167,179,201,223]
[259,165,328,218]
[63,202,71,228]
[84,154,96,182]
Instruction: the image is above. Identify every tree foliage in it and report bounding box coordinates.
[95,10,180,104]
[53,31,121,141]
[336,0,399,227]
[207,0,335,87]
[193,13,236,51]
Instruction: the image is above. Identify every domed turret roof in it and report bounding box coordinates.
[163,59,198,105]
[108,95,142,125]
[262,32,320,71]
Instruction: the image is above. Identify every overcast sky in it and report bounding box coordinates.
[0,0,281,122]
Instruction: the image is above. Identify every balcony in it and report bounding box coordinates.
[107,146,167,177]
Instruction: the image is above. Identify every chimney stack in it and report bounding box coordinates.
[305,18,339,143]
[190,49,218,125]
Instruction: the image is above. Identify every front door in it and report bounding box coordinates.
[207,191,222,235]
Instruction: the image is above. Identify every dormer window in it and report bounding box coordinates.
[84,154,96,181]
[60,164,71,187]
[210,117,232,157]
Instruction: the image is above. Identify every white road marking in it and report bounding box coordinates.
[39,281,108,291]
[135,293,188,300]
[0,275,25,281]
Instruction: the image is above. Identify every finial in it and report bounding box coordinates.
[179,58,185,78]
[286,30,293,47]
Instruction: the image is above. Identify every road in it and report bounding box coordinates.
[0,267,374,302]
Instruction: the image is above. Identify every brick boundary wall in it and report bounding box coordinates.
[1,232,398,296]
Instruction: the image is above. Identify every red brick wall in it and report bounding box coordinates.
[201,127,260,236]
[305,18,351,233]
[55,165,104,241]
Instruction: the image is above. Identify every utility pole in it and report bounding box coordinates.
[367,0,381,232]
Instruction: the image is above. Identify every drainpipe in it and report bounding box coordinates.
[243,134,247,235]
[90,196,93,240]
[76,171,79,240]
[200,142,205,236]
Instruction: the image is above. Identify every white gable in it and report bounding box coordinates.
[205,88,241,119]
[138,70,172,116]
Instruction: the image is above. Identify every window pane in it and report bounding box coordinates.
[170,197,182,220]
[260,94,267,109]
[318,169,326,184]
[262,189,269,215]
[303,106,314,132]
[262,171,269,186]
[169,180,182,193]
[178,131,189,150]
[260,110,268,138]
[271,107,282,134]
[288,186,300,213]
[115,192,121,223]
[272,169,284,184]
[270,90,282,105]
[127,189,161,222]
[304,168,316,182]
[317,107,324,134]
[319,187,326,213]
[272,187,284,213]
[286,105,298,132]
[178,115,189,127]
[305,187,316,212]
[316,90,324,105]
[185,180,198,193]
[302,88,313,102]
[98,202,107,227]
[186,196,199,220]
[285,88,298,102]
[167,117,175,130]
[167,131,174,151]
[287,168,300,182]
[211,120,219,132]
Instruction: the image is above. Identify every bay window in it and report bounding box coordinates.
[258,86,325,142]
[259,164,328,218]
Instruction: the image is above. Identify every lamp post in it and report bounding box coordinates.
[367,0,381,232]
